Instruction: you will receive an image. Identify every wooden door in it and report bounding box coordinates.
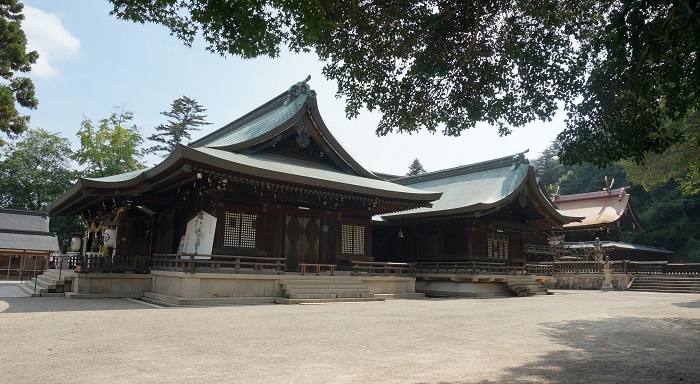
[284,216,320,271]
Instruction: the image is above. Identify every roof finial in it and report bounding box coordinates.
[285,75,316,105]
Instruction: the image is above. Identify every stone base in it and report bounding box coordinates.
[553,274,631,290]
[416,280,513,298]
[143,291,276,306]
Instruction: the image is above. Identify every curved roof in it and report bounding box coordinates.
[189,87,311,150]
[381,153,578,227]
[553,188,641,229]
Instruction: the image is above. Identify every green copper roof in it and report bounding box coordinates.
[191,147,440,200]
[383,154,530,219]
[84,168,151,183]
[195,94,307,149]
[189,77,315,150]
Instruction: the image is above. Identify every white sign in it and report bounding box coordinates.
[182,211,217,256]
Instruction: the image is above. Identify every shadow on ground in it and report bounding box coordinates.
[477,315,700,383]
[673,300,700,309]
[0,297,159,314]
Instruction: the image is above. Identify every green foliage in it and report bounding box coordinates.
[49,215,84,249]
[406,158,427,176]
[109,1,700,166]
[0,128,78,210]
[558,163,628,196]
[72,107,145,178]
[0,128,82,245]
[620,183,700,261]
[558,0,699,167]
[532,141,568,188]
[144,95,211,157]
[686,237,700,263]
[621,110,700,195]
[0,0,38,143]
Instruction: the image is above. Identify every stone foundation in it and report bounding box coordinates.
[66,272,152,299]
[551,274,631,290]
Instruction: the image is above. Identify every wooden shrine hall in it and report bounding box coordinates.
[47,78,580,302]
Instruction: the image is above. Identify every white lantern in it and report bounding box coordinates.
[103,228,117,248]
[70,236,82,252]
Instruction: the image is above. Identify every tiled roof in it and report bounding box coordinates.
[0,209,58,252]
[85,168,150,183]
[194,94,308,149]
[0,209,50,232]
[0,232,58,252]
[191,147,441,199]
[382,154,532,219]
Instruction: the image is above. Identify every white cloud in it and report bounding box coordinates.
[22,6,81,79]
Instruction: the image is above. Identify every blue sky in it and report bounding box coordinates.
[20,0,564,175]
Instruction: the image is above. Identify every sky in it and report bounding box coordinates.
[19,0,564,176]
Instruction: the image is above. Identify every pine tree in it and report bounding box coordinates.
[406,158,427,176]
[0,0,39,143]
[145,96,211,157]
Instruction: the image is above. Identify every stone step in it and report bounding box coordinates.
[632,284,700,289]
[283,283,367,289]
[17,283,41,297]
[629,286,700,293]
[275,297,385,305]
[35,276,58,290]
[287,292,376,299]
[282,280,363,286]
[24,279,48,293]
[633,279,700,283]
[284,288,371,295]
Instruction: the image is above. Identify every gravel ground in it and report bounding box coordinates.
[1,286,699,384]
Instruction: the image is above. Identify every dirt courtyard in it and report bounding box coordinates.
[1,286,698,383]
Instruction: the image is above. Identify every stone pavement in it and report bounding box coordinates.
[0,280,28,298]
[0,289,699,383]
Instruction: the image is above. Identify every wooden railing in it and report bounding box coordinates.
[525,261,700,276]
[80,253,150,274]
[151,253,286,274]
[299,263,336,276]
[351,261,415,276]
[414,261,525,275]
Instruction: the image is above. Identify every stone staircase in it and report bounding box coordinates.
[503,275,550,297]
[18,269,72,297]
[275,277,385,304]
[628,276,700,293]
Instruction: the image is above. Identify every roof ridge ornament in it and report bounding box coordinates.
[285,75,316,105]
[511,153,529,171]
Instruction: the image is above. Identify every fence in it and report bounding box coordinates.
[525,261,700,276]
[151,253,286,274]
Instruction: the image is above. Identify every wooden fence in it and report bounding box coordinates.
[525,261,700,276]
[151,253,286,274]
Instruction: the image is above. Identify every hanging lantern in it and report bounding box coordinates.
[70,236,82,252]
[103,228,117,248]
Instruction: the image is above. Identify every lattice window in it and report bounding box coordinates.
[223,212,258,248]
[488,233,509,262]
[341,223,365,255]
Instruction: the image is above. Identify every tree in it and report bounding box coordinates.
[0,128,83,245]
[144,95,211,157]
[558,163,628,196]
[0,128,78,210]
[0,0,38,143]
[406,158,427,176]
[619,182,700,262]
[621,110,700,195]
[72,107,145,178]
[108,1,700,166]
[532,141,568,189]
